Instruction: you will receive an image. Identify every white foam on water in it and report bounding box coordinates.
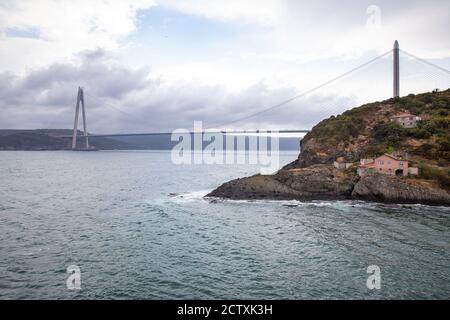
[154,191,445,212]
[169,190,213,202]
[204,197,366,209]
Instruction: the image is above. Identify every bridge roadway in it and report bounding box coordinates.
[61,129,310,138]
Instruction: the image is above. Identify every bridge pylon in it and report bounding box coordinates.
[393,40,400,98]
[71,86,90,150]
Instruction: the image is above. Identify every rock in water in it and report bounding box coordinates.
[206,165,358,201]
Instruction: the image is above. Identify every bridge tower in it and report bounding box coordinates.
[393,40,400,98]
[71,86,89,150]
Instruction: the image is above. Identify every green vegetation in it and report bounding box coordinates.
[311,89,449,142]
[419,164,450,191]
[325,90,448,159]
[342,102,380,117]
[363,143,394,158]
[373,121,405,146]
[369,116,450,159]
[312,115,365,141]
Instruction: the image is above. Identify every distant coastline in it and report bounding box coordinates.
[0,129,301,151]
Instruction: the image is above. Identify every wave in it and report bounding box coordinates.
[168,190,212,202]
[162,190,450,212]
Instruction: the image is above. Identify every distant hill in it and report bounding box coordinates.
[0,129,301,151]
[0,129,136,150]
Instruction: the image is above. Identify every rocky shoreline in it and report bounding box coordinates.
[207,90,450,206]
[206,164,450,206]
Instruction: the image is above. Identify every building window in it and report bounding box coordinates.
[387,161,391,165]
[378,160,384,165]
[399,162,403,166]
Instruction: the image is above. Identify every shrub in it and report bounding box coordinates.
[416,143,434,153]
[313,116,365,140]
[419,164,440,179]
[364,144,393,158]
[433,118,449,130]
[373,121,406,146]
[437,170,450,191]
[411,128,431,139]
[408,100,425,115]
[419,120,436,132]
[419,164,450,191]
[437,158,449,167]
[438,137,450,152]
[419,93,433,104]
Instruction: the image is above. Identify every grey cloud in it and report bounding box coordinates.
[0,50,355,132]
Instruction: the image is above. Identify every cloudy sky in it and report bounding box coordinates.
[0,0,449,133]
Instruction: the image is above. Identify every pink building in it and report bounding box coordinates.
[358,154,409,177]
[390,113,421,128]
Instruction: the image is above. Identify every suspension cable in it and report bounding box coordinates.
[209,50,393,129]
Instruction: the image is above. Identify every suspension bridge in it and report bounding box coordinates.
[61,41,450,150]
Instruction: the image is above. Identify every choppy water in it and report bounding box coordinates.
[0,151,449,299]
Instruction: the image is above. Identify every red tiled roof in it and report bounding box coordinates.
[379,153,408,162]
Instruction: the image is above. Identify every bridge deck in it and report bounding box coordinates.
[61,130,310,138]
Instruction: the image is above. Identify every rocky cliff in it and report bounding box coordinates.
[208,165,358,201]
[207,89,450,206]
[352,172,450,205]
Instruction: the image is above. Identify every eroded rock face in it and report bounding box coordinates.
[352,172,450,206]
[205,175,300,200]
[297,138,337,168]
[275,165,358,199]
[206,165,358,201]
[295,136,365,169]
